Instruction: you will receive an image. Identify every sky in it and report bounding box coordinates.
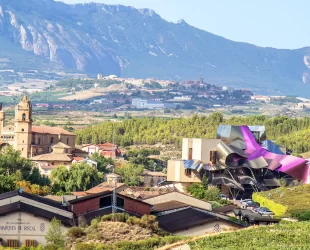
[58,0,309,49]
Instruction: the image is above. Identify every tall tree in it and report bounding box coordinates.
[46,218,65,248]
[51,163,103,192]
[90,152,114,173]
[116,163,144,186]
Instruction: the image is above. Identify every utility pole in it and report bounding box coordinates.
[112,176,117,221]
[111,125,117,221]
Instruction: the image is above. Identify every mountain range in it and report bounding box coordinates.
[1,0,310,96]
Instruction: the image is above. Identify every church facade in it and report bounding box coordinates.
[0,94,76,160]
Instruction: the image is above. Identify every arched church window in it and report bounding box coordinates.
[50,137,54,144]
[22,113,26,121]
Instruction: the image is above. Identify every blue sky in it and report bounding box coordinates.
[58,0,309,49]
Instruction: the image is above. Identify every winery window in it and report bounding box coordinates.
[188,148,193,159]
[117,197,125,209]
[100,196,112,208]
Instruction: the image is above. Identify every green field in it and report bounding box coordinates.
[189,221,310,250]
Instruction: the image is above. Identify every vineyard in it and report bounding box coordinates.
[189,221,310,250]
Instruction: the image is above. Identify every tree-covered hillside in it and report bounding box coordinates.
[76,113,310,154]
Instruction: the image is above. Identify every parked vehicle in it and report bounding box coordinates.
[245,201,259,209]
[219,194,227,199]
[257,207,274,216]
[240,199,252,206]
[252,206,261,213]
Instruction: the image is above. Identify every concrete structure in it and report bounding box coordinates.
[173,96,192,101]
[131,98,164,109]
[167,138,222,184]
[182,138,221,162]
[106,173,123,183]
[167,160,201,183]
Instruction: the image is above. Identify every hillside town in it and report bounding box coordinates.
[0,95,308,248]
[1,1,310,249]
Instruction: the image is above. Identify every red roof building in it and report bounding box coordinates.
[82,143,121,158]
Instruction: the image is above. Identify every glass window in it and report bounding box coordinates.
[99,196,112,208]
[117,197,125,208]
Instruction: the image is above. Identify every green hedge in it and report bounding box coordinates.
[252,193,288,216]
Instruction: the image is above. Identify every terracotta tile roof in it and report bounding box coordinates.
[120,186,176,200]
[86,182,126,194]
[32,125,75,135]
[73,157,85,162]
[72,191,87,196]
[45,195,62,202]
[99,142,117,147]
[31,153,72,162]
[52,142,71,149]
[152,201,189,212]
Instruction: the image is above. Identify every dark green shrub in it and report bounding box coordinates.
[218,199,233,205]
[43,244,59,250]
[67,227,84,239]
[75,243,96,250]
[290,210,310,221]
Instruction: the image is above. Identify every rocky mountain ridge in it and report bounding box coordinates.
[1,0,310,96]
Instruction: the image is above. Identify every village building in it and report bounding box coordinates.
[156,206,244,236]
[0,189,73,247]
[142,170,167,187]
[72,157,98,168]
[0,95,79,166]
[82,143,121,158]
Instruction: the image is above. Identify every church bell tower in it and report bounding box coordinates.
[15,94,32,158]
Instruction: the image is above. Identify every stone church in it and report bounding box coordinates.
[0,94,84,164]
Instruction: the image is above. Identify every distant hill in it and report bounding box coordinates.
[1,0,310,96]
